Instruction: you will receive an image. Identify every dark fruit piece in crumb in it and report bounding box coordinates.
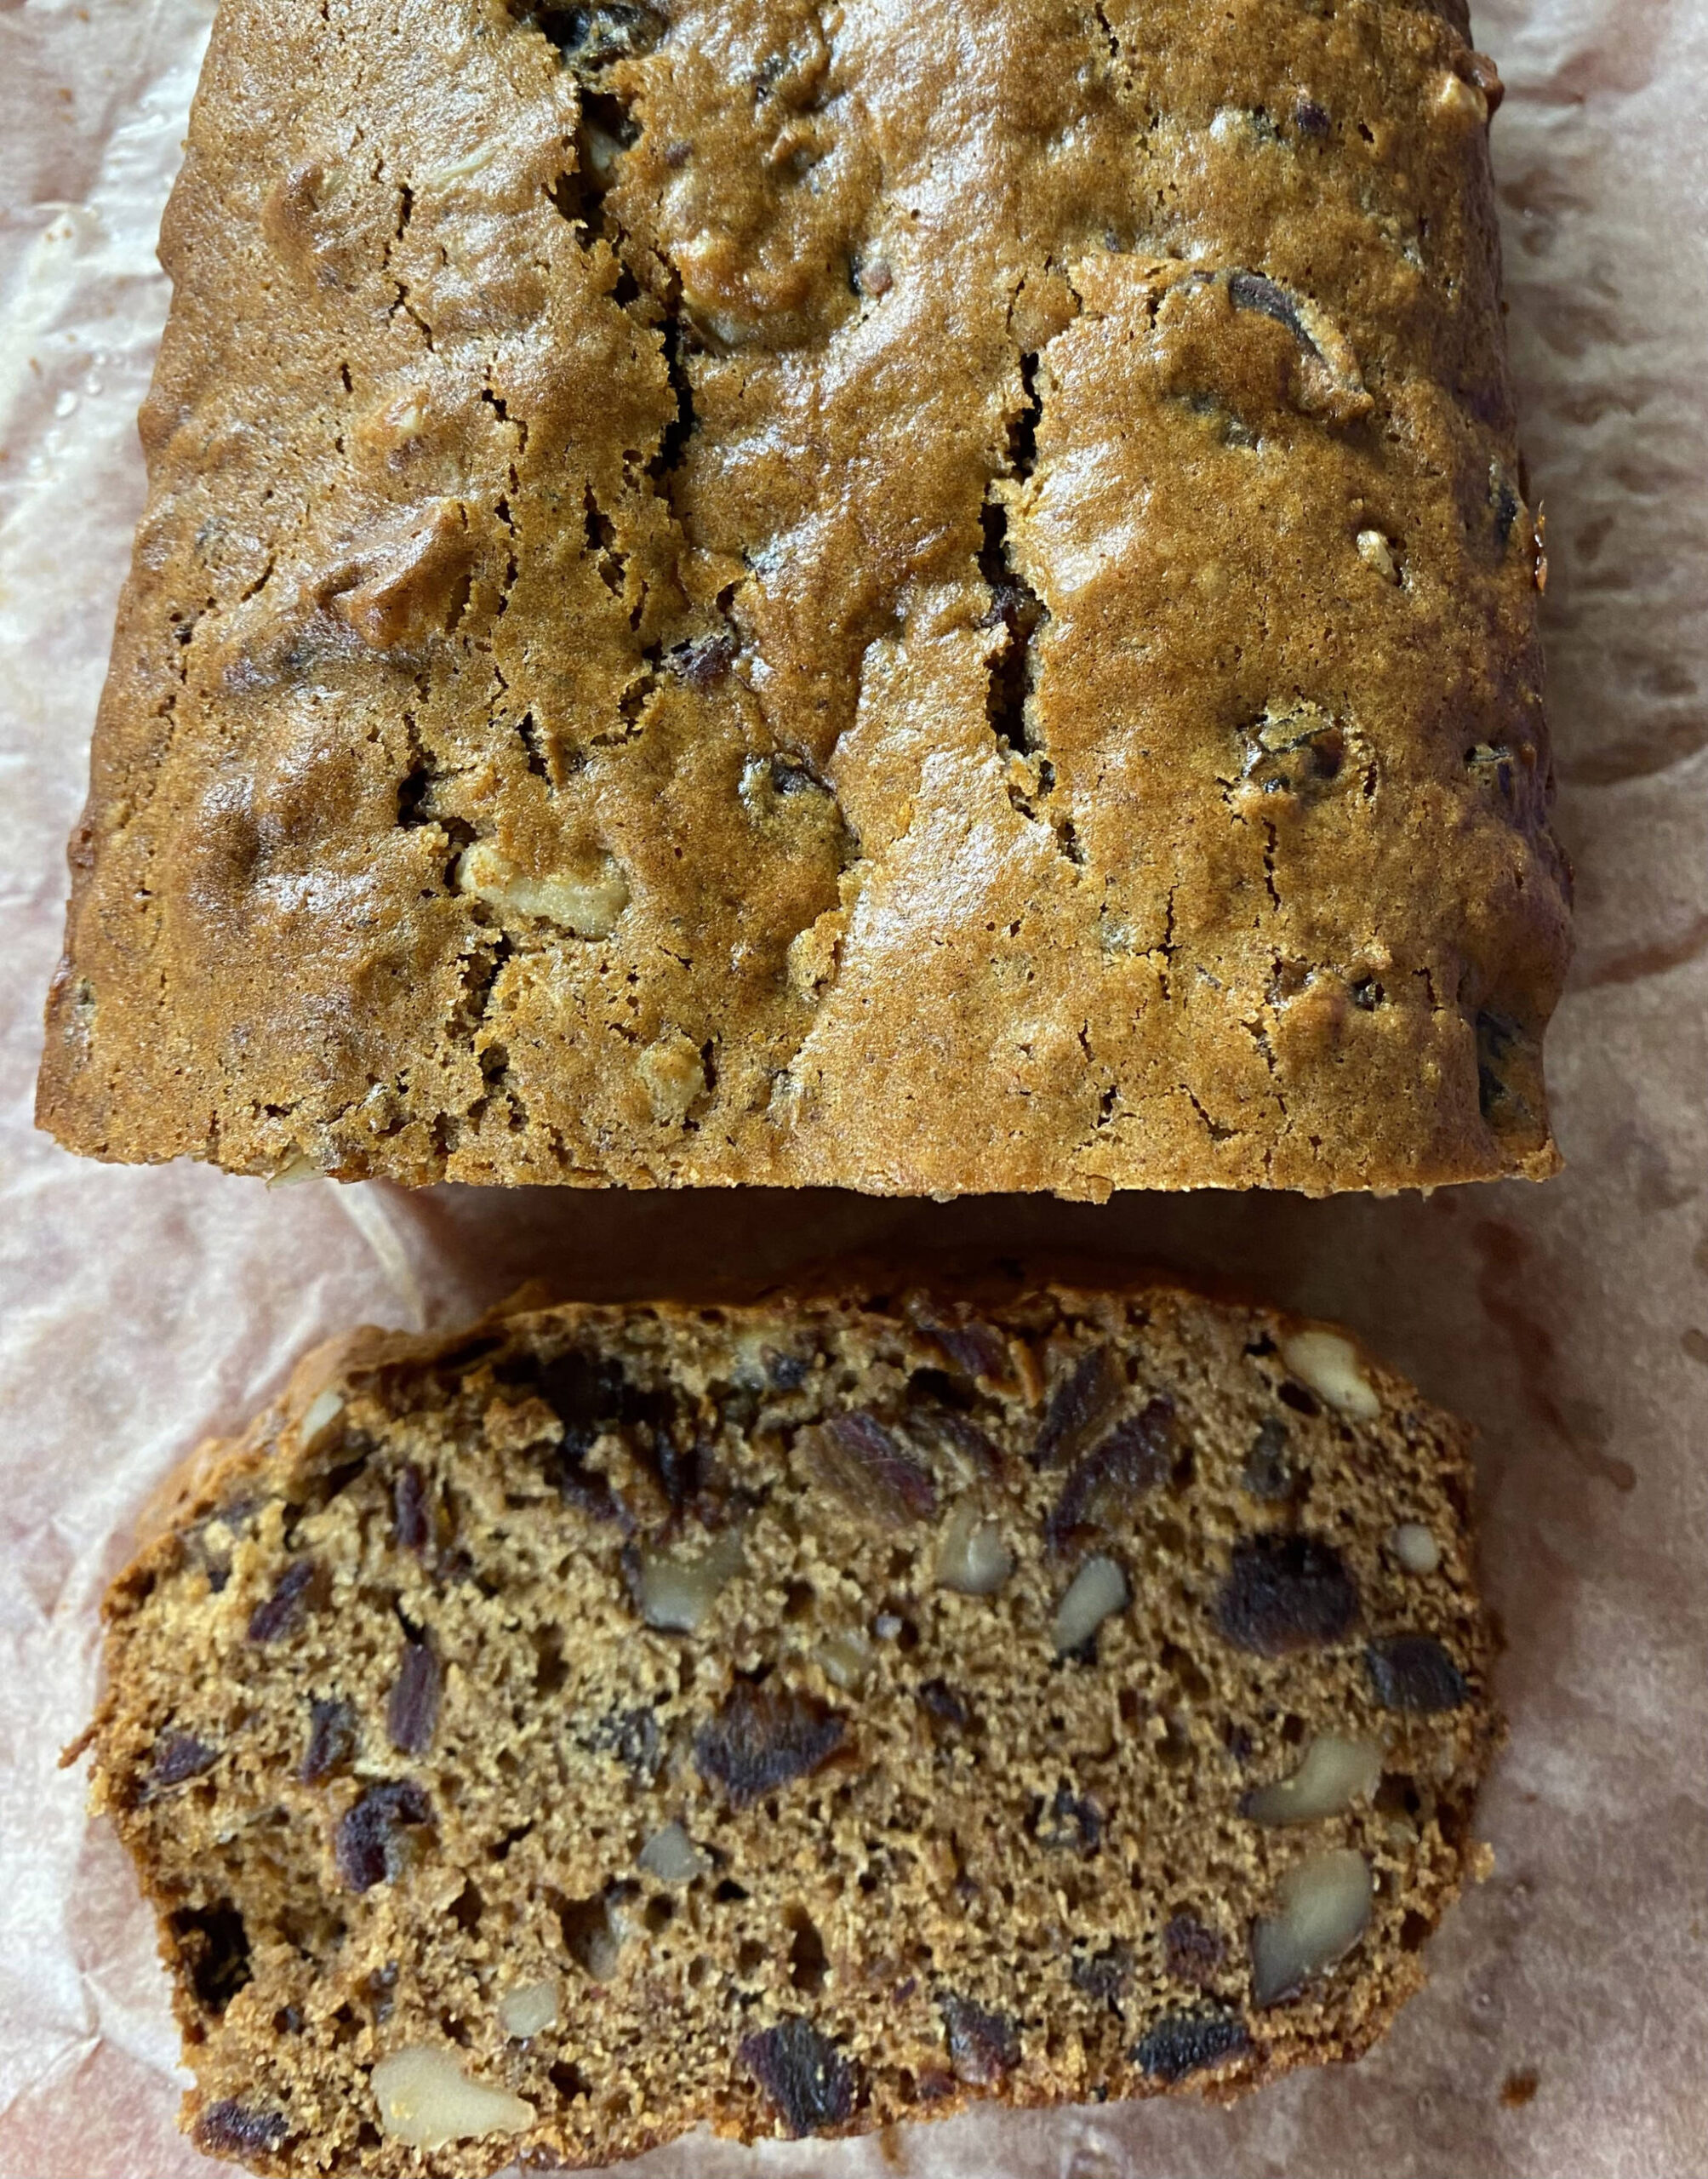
[393,1463,429,1551]
[1367,1634,1469,1713]
[694,1684,845,1807]
[300,1697,358,1784]
[334,1780,431,1891]
[386,1639,442,1755]
[1164,1912,1225,1987]
[247,1557,317,1643]
[1214,1535,1359,1656]
[147,1731,216,1792]
[940,1993,1021,2085]
[1132,2010,1252,2082]
[797,1410,937,1526]
[739,2016,857,2136]
[193,2101,290,2156]
[1034,1346,1117,1465]
[1045,1396,1174,1553]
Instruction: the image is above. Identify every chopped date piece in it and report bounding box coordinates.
[247,1557,317,1643]
[940,1993,1021,2085]
[536,1347,630,1452]
[300,1697,357,1785]
[386,1639,443,1756]
[1036,1782,1103,1856]
[1366,1634,1469,1713]
[694,1683,845,1807]
[1132,2010,1252,2083]
[393,1462,430,1552]
[171,1902,252,2015]
[335,1779,431,1892]
[739,2016,856,2136]
[1227,268,1312,347]
[931,1408,1005,1476]
[1214,1535,1359,1656]
[1045,1396,1174,1553]
[148,1731,217,1792]
[193,2100,289,2157]
[1164,1913,1225,1987]
[916,1310,1011,1386]
[799,1410,937,1526]
[536,2,665,71]
[1034,1346,1117,1465]
[1071,1942,1133,2009]
[1242,1416,1295,1501]
[764,1348,809,1391]
[670,630,738,689]
[918,1679,973,1735]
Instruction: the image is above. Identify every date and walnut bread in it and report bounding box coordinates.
[77,1276,1500,2175]
[38,0,1570,1197]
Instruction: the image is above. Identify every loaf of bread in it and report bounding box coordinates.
[38,0,1568,1196]
[77,1277,1498,2174]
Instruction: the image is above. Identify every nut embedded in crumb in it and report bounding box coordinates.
[456,841,629,937]
[633,1529,745,1633]
[1052,1554,1128,1657]
[1240,1736,1383,1826]
[1250,1848,1373,2006]
[370,2046,534,2148]
[1355,528,1399,581]
[497,1980,558,2038]
[637,1822,705,1884]
[936,1501,1014,1595]
[636,1030,708,1124]
[1277,1328,1381,1420]
[1390,1521,1441,1575]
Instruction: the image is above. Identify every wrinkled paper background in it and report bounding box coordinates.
[3,1,1705,2171]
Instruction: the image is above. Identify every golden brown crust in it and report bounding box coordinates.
[85,1277,1499,2174]
[38,0,1568,1197]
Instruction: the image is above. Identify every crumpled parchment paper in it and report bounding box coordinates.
[2,0,1705,2171]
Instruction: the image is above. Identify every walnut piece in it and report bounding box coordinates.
[456,841,629,938]
[1277,1328,1380,1420]
[1241,1736,1384,1826]
[1250,1848,1373,2007]
[370,2046,534,2148]
[935,1501,1014,1595]
[1052,1554,1128,1657]
[497,1980,558,2039]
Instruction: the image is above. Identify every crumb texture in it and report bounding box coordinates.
[38,0,1569,1195]
[88,1280,1499,2176]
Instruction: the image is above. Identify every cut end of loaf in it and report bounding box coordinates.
[86,1279,1499,2176]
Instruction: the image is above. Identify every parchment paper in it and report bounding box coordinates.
[3,1,1705,2171]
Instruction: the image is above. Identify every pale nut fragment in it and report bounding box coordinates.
[371,2046,534,2148]
[637,1821,705,1884]
[936,1501,1014,1596]
[457,841,629,938]
[1053,1554,1128,1657]
[1356,529,1399,581]
[1435,69,1488,123]
[497,1980,558,2039]
[814,1629,874,1690]
[1250,1849,1373,2007]
[637,1029,707,1124]
[1277,1328,1381,1421]
[267,1152,322,1187]
[299,1387,346,1440]
[635,1528,745,1633]
[1242,1736,1384,1826]
[1390,1522,1441,1575]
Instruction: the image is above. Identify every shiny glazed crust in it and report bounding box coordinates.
[37,0,1568,1196]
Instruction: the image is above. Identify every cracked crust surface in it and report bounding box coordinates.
[38,0,1570,1194]
[81,1275,1499,2175]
